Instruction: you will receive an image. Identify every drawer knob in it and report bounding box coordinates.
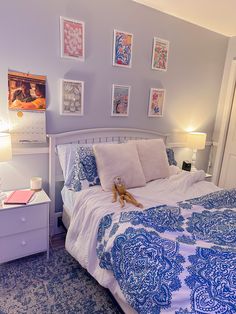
[21,217,26,222]
[21,240,27,246]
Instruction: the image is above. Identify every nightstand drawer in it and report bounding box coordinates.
[0,228,48,263]
[0,204,48,237]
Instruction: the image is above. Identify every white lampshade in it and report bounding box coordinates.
[0,133,12,162]
[186,132,206,150]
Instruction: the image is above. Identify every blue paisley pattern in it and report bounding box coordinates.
[175,308,195,314]
[176,235,196,245]
[166,148,177,166]
[186,247,236,314]
[119,205,184,233]
[179,189,236,210]
[96,189,236,313]
[69,146,100,191]
[100,227,184,314]
[97,214,113,242]
[187,210,236,246]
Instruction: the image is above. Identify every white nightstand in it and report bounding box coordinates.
[0,189,50,264]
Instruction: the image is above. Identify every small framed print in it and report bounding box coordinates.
[111,84,130,116]
[148,88,165,117]
[113,30,133,68]
[60,16,85,61]
[151,37,169,71]
[60,79,84,116]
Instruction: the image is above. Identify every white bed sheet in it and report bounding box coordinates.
[65,170,221,313]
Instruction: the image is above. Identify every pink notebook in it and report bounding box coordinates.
[4,190,35,205]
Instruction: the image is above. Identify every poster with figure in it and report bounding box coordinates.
[8,71,46,111]
[113,30,133,68]
[60,79,84,116]
[8,70,46,143]
[151,37,169,71]
[148,88,165,117]
[60,16,85,61]
[111,84,130,116]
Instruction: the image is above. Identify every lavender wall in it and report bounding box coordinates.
[0,0,228,191]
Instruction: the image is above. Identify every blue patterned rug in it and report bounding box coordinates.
[0,248,123,314]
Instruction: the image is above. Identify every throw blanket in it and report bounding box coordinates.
[96,189,236,314]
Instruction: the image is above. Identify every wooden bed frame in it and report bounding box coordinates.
[47,127,167,235]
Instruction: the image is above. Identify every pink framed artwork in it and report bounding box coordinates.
[151,37,169,71]
[60,16,85,61]
[113,30,133,68]
[148,88,165,117]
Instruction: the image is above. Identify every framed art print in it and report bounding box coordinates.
[111,84,130,116]
[60,79,84,116]
[148,88,165,117]
[113,30,133,68]
[151,37,169,71]
[60,16,85,61]
[8,71,46,111]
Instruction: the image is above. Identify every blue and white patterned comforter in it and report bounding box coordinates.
[66,170,236,314]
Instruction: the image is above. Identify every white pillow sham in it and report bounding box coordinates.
[131,139,170,182]
[93,142,146,191]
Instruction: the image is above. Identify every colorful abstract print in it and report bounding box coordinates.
[96,189,236,313]
[152,39,168,71]
[63,19,84,59]
[114,31,132,67]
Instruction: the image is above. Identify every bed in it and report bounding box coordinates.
[48,128,236,314]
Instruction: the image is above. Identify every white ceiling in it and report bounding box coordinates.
[132,0,236,37]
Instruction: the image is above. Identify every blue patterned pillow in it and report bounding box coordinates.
[166,148,177,166]
[57,143,100,192]
[68,146,100,191]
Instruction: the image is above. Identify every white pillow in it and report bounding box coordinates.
[93,142,146,191]
[131,139,170,182]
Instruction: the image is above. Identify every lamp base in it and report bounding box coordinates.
[191,149,198,172]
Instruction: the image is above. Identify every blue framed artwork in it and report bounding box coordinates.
[113,30,133,68]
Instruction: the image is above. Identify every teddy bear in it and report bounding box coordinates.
[112,176,143,208]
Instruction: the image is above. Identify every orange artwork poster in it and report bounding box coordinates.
[8,71,46,111]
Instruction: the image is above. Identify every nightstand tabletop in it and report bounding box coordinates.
[0,189,50,211]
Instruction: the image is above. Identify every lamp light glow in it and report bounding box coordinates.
[0,133,12,162]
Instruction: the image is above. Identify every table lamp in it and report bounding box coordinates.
[186,132,206,171]
[0,133,12,201]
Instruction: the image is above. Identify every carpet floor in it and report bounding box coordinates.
[0,248,123,314]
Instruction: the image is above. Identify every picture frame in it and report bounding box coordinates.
[111,84,130,117]
[60,79,84,116]
[151,37,169,71]
[60,16,85,61]
[113,30,133,68]
[8,71,46,111]
[148,88,165,117]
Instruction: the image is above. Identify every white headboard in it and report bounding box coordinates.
[47,128,167,235]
